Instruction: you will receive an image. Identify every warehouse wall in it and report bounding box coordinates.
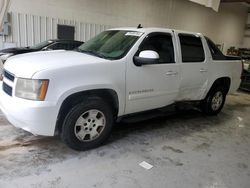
[0,0,248,53]
[171,1,247,51]
[243,13,250,48]
[1,12,111,48]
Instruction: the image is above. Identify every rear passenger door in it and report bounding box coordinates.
[175,33,208,100]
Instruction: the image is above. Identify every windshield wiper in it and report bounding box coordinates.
[78,49,106,59]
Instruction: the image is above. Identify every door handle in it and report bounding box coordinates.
[200,69,207,73]
[166,71,178,76]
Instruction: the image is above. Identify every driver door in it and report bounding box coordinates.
[125,32,180,114]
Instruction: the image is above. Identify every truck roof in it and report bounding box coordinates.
[109,27,203,36]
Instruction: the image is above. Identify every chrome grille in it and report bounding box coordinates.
[2,82,12,96]
[3,70,15,81]
[2,69,14,96]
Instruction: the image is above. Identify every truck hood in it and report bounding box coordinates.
[4,50,107,78]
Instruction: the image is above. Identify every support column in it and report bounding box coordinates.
[0,0,10,49]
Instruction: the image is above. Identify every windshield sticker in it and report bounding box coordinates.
[125,32,143,37]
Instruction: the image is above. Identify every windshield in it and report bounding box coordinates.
[77,30,143,59]
[30,40,53,50]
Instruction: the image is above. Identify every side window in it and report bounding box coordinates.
[50,43,67,50]
[139,33,175,64]
[69,43,78,50]
[66,43,79,50]
[63,43,72,50]
[205,37,226,60]
[74,43,82,49]
[179,34,205,63]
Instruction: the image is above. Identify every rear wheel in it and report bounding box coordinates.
[200,86,226,115]
[61,97,113,151]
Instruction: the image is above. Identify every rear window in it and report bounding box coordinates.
[179,34,205,63]
[205,37,226,60]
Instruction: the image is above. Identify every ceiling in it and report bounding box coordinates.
[189,0,250,12]
[221,0,250,3]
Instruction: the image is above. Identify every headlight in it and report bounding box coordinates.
[15,78,49,101]
[0,53,13,61]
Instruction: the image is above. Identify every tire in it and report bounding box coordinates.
[61,97,114,151]
[200,86,226,116]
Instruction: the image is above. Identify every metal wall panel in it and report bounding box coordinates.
[0,12,112,48]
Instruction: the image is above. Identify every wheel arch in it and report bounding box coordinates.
[55,88,119,134]
[206,77,231,97]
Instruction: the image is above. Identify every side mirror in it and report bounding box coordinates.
[134,50,159,66]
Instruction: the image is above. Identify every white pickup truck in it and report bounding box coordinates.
[0,28,242,150]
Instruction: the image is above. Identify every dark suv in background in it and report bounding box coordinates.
[240,61,250,91]
[0,39,83,63]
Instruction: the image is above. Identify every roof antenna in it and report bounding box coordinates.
[137,24,143,29]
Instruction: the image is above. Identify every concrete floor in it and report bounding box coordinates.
[0,92,250,188]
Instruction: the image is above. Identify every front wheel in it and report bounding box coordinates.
[200,86,226,115]
[61,97,113,151]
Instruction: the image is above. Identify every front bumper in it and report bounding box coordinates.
[0,82,58,136]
